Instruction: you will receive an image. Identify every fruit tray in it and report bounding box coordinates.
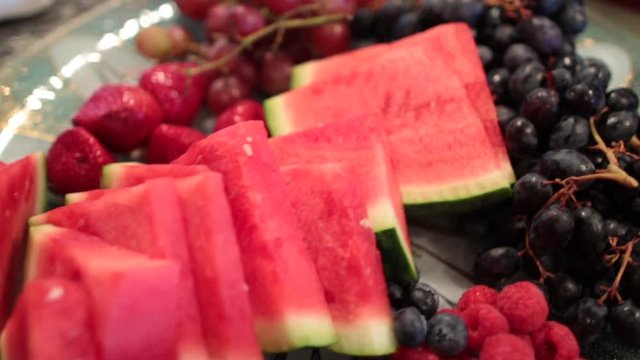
[0,0,639,359]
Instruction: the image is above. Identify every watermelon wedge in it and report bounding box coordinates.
[0,153,46,327]
[174,121,337,352]
[282,163,396,356]
[290,23,514,184]
[26,225,180,360]
[29,179,209,360]
[1,278,97,360]
[269,118,416,281]
[101,162,209,188]
[84,170,263,360]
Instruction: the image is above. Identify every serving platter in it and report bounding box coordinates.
[0,1,639,358]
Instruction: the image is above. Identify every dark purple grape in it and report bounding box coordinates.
[555,2,587,35]
[547,273,581,313]
[509,62,546,105]
[513,173,553,215]
[517,16,564,55]
[496,105,516,131]
[607,88,639,112]
[426,313,468,357]
[539,149,595,180]
[577,58,611,91]
[550,68,573,94]
[391,12,421,40]
[565,297,608,344]
[604,219,630,244]
[513,157,541,179]
[622,265,640,303]
[505,117,538,156]
[555,53,583,73]
[564,82,606,117]
[440,0,485,27]
[481,6,503,28]
[374,0,412,41]
[473,246,520,285]
[491,24,517,50]
[548,115,589,150]
[417,0,445,27]
[388,282,405,309]
[530,205,574,253]
[488,67,510,104]
[503,43,540,72]
[535,0,564,16]
[394,307,428,348]
[520,88,560,132]
[351,8,376,38]
[611,301,640,348]
[523,253,557,279]
[596,111,639,145]
[571,207,607,255]
[478,45,493,68]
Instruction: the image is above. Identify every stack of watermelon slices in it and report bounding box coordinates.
[0,121,399,359]
[265,22,515,213]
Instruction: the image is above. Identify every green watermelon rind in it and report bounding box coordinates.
[330,317,397,356]
[289,62,315,89]
[100,162,143,189]
[255,313,337,352]
[406,185,512,217]
[30,153,47,216]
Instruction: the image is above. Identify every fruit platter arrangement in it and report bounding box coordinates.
[1,0,640,359]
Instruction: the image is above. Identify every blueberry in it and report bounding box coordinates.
[409,283,439,319]
[388,282,405,309]
[394,307,428,348]
[426,313,468,357]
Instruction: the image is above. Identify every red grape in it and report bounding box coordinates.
[205,3,266,39]
[310,22,351,57]
[214,100,265,132]
[176,0,219,20]
[206,38,241,75]
[234,56,258,91]
[135,26,173,60]
[207,75,251,114]
[282,30,313,63]
[260,51,293,95]
[264,0,304,15]
[167,25,193,57]
[319,0,356,14]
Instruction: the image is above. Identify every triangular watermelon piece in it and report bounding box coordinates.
[29,179,209,360]
[269,118,416,282]
[282,163,396,356]
[174,121,337,352]
[290,23,514,184]
[0,153,46,327]
[26,225,180,360]
[78,170,263,360]
[1,278,97,360]
[101,163,209,188]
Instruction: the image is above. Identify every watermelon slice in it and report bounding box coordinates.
[269,118,416,281]
[282,163,396,356]
[26,225,180,360]
[0,153,46,327]
[1,278,97,360]
[265,58,512,212]
[100,162,209,188]
[82,171,263,360]
[29,179,209,360]
[290,23,514,184]
[174,121,337,352]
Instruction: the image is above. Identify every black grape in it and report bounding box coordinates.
[509,62,546,105]
[517,16,564,55]
[548,115,589,150]
[473,246,520,286]
[596,111,639,144]
[564,82,606,117]
[513,173,553,215]
[439,0,485,27]
[547,273,582,313]
[491,24,517,50]
[488,67,510,104]
[503,43,540,72]
[565,297,608,344]
[351,8,376,38]
[520,88,560,132]
[530,205,574,254]
[577,58,611,91]
[535,0,564,16]
[505,117,538,156]
[607,88,639,112]
[611,301,640,348]
[550,68,573,94]
[555,1,588,36]
[571,207,607,255]
[539,149,595,180]
[496,105,517,132]
[478,45,493,68]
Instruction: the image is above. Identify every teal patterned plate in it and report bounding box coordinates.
[0,1,638,359]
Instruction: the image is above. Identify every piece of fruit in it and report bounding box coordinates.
[100,163,209,189]
[46,127,115,194]
[146,124,206,164]
[135,25,174,61]
[282,163,396,355]
[1,279,97,360]
[310,22,351,57]
[204,3,266,39]
[214,99,265,132]
[425,312,469,357]
[30,179,209,360]
[269,118,416,281]
[174,121,336,352]
[176,0,219,20]
[496,282,549,334]
[260,51,293,95]
[26,226,181,360]
[72,85,164,152]
[207,75,251,115]
[393,307,427,349]
[0,153,46,328]
[139,62,209,126]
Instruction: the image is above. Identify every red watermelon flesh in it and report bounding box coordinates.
[174,121,337,352]
[0,153,46,328]
[281,163,396,356]
[89,170,263,360]
[1,278,97,360]
[268,117,416,281]
[100,163,209,188]
[29,179,209,360]
[291,23,513,183]
[26,225,180,360]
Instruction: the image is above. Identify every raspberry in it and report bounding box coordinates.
[457,285,499,311]
[392,346,441,360]
[479,333,535,360]
[496,281,548,333]
[460,304,509,351]
[530,321,580,360]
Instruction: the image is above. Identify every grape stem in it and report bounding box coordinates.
[189,13,351,76]
[630,135,640,153]
[589,115,639,188]
[520,220,556,282]
[598,237,640,304]
[271,3,321,52]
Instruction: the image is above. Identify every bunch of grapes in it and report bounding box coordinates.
[136,0,360,117]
